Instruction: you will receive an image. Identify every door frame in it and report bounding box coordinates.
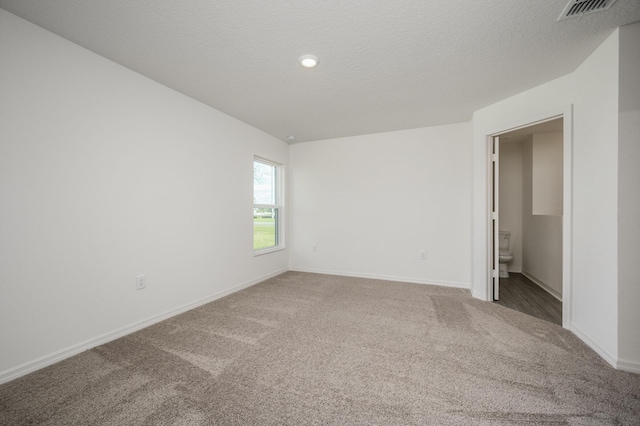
[491,136,500,301]
[484,106,573,329]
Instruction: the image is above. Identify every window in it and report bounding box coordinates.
[253,157,283,253]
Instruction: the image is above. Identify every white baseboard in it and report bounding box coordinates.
[521,269,562,301]
[472,289,489,301]
[288,266,470,289]
[507,266,522,273]
[570,322,618,369]
[570,323,640,374]
[616,358,640,374]
[0,268,288,385]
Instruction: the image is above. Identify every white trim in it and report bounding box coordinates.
[289,266,470,289]
[253,155,281,168]
[521,269,562,301]
[478,105,573,330]
[485,136,494,301]
[492,136,500,301]
[616,358,640,374]
[560,105,573,330]
[570,322,618,369]
[0,268,288,385]
[472,289,486,299]
[253,246,286,256]
[253,156,285,254]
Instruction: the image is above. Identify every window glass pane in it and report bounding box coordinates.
[253,157,281,253]
[254,208,278,250]
[253,161,276,204]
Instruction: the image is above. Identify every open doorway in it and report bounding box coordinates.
[489,116,570,326]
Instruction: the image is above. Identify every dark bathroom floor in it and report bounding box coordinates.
[495,273,562,325]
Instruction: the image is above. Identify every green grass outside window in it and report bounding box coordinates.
[254,218,276,250]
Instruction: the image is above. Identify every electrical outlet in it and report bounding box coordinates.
[136,274,146,290]
[420,251,427,261]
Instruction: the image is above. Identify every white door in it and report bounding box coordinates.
[492,136,500,301]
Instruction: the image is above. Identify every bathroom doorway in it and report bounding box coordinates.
[488,112,572,328]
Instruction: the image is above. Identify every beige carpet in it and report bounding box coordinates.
[1,272,639,425]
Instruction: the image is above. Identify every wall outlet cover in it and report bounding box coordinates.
[136,274,146,290]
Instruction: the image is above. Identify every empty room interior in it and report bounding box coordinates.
[1,1,640,424]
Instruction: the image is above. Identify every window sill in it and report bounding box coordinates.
[253,246,285,257]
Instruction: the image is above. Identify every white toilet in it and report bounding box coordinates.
[498,231,514,278]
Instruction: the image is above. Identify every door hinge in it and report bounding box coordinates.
[492,269,498,278]
[492,154,497,162]
[491,211,498,220]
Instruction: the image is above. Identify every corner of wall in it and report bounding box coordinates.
[617,21,640,369]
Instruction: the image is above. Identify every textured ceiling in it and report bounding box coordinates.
[1,1,639,143]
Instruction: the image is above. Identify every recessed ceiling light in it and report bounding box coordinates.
[287,136,296,142]
[298,54,319,68]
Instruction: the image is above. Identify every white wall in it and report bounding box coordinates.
[571,30,619,363]
[522,138,563,299]
[471,74,573,301]
[289,124,471,287]
[472,29,626,368]
[498,141,523,272]
[617,22,640,368]
[2,9,638,381]
[0,10,288,381]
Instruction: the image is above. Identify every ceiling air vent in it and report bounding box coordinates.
[558,0,618,21]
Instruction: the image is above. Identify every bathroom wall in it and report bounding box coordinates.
[522,136,563,299]
[498,140,523,273]
[532,132,563,216]
[499,133,562,299]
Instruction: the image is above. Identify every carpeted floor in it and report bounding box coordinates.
[1,272,639,425]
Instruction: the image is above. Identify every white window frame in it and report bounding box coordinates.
[253,156,284,255]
